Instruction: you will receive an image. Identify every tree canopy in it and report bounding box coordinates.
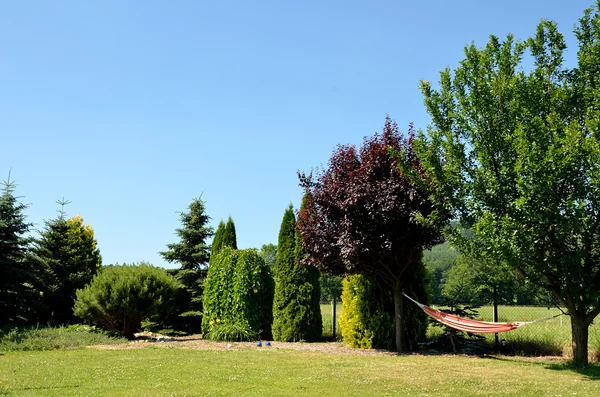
[31,206,102,325]
[298,117,445,351]
[416,1,600,365]
[0,174,35,324]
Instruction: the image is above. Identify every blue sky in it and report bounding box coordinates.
[1,0,593,268]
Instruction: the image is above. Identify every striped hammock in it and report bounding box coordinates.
[403,293,558,334]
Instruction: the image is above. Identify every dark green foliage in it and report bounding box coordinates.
[0,175,36,324]
[340,272,428,351]
[210,217,237,260]
[160,197,213,334]
[210,220,226,260]
[202,247,274,340]
[73,263,181,338]
[223,217,237,249]
[160,197,212,271]
[272,204,322,342]
[31,208,102,325]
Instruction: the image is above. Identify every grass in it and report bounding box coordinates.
[321,303,343,339]
[0,325,126,352]
[1,346,600,396]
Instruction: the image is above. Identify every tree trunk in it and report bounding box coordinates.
[393,282,405,353]
[571,315,590,367]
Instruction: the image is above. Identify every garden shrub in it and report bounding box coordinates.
[340,272,428,351]
[73,263,181,338]
[202,247,274,340]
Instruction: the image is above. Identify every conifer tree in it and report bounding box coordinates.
[272,204,322,342]
[0,174,36,324]
[210,220,226,260]
[31,201,101,325]
[223,217,237,249]
[160,197,213,333]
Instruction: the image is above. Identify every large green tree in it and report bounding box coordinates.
[272,204,322,342]
[160,197,213,333]
[417,1,600,365]
[0,175,36,324]
[31,203,102,325]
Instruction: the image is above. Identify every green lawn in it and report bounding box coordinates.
[1,347,599,396]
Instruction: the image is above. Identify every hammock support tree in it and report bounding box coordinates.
[403,293,561,334]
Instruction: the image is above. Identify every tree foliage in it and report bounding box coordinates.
[210,220,226,260]
[211,217,237,260]
[298,118,444,351]
[0,175,36,324]
[223,217,237,250]
[272,204,322,342]
[202,247,274,340]
[259,243,277,271]
[160,197,213,333]
[31,206,102,325]
[416,1,600,365]
[74,263,180,338]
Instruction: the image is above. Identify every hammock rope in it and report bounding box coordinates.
[402,293,562,334]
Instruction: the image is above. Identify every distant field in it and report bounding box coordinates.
[2,347,600,396]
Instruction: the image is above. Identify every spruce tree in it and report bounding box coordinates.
[160,197,213,333]
[31,201,102,325]
[272,204,322,342]
[0,174,36,324]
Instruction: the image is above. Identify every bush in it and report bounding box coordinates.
[73,263,181,338]
[340,273,428,351]
[202,248,274,339]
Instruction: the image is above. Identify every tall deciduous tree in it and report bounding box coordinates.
[417,2,600,365]
[160,197,213,333]
[272,204,322,342]
[298,118,443,351]
[32,203,102,324]
[0,174,36,324]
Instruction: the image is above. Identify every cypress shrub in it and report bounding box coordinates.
[210,220,226,260]
[339,270,428,351]
[223,217,237,249]
[272,205,322,342]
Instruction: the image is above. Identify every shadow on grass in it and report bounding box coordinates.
[545,362,600,380]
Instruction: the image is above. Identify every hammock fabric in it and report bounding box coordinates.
[403,293,534,334]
